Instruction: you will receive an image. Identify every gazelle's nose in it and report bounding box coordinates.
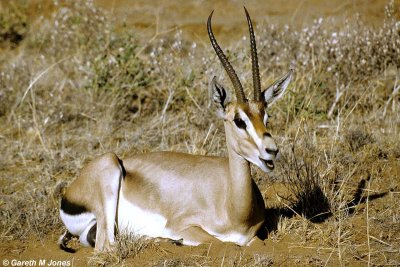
[265,148,279,157]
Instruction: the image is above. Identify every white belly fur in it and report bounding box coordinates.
[117,192,251,246]
[117,191,175,240]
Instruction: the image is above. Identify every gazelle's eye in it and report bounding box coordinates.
[233,118,247,130]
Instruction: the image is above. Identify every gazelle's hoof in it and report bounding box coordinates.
[59,231,80,253]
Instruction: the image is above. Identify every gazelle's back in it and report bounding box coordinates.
[58,7,293,251]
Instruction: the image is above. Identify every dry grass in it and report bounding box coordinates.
[88,232,153,266]
[0,0,399,266]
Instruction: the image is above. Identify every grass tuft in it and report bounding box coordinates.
[88,233,152,266]
[278,143,333,223]
[0,1,28,48]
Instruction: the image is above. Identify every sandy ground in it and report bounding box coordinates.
[0,184,347,266]
[0,235,340,266]
[26,0,393,43]
[93,0,391,42]
[1,178,395,266]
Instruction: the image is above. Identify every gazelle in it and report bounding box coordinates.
[59,7,293,252]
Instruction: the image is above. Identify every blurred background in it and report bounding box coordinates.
[94,0,393,41]
[2,0,396,44]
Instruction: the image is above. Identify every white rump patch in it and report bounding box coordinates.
[79,220,96,247]
[60,210,96,237]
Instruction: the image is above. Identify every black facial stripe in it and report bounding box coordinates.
[61,197,88,215]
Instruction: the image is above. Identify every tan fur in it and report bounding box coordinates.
[61,126,267,249]
[60,96,290,250]
[60,10,293,250]
[64,153,121,213]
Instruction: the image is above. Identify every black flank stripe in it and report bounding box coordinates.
[61,197,88,215]
[118,158,126,178]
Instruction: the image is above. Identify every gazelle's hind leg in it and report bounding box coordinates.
[86,222,97,247]
[60,152,124,251]
[59,198,96,249]
[92,154,124,251]
[59,230,79,253]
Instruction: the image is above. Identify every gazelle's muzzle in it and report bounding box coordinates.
[257,135,279,171]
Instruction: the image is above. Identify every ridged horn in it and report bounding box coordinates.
[244,7,261,101]
[207,10,246,103]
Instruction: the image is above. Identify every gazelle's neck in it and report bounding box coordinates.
[224,124,253,220]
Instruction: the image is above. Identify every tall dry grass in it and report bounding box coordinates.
[0,0,399,265]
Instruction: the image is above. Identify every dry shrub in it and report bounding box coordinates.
[258,1,400,81]
[0,1,28,48]
[153,256,211,267]
[0,0,152,240]
[256,0,400,124]
[344,127,375,152]
[252,254,273,267]
[88,232,152,267]
[278,142,333,223]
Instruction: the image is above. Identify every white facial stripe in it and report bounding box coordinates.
[238,109,250,125]
[238,110,263,148]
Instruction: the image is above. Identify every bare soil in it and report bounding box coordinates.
[2,175,397,266]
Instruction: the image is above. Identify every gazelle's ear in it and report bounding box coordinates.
[262,69,293,106]
[210,76,230,114]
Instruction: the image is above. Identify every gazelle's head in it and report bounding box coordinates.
[208,8,293,173]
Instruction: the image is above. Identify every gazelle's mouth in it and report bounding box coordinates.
[260,158,274,170]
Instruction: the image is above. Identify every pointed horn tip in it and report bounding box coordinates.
[208,10,214,19]
[207,10,214,32]
[243,6,251,19]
